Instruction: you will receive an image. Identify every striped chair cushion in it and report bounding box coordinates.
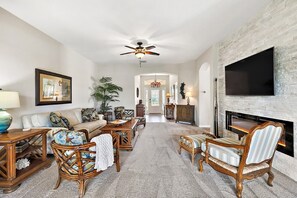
[201,138,241,167]
[246,125,282,164]
[201,152,269,174]
[179,134,214,148]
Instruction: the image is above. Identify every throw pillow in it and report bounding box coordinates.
[50,112,73,130]
[81,108,99,122]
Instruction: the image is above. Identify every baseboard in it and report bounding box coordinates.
[199,125,210,128]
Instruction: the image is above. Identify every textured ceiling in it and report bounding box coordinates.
[0,0,271,65]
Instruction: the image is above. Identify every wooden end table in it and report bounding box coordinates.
[100,119,138,151]
[0,129,51,193]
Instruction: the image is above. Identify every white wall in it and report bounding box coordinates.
[198,63,211,127]
[194,46,218,131]
[0,8,97,128]
[169,75,178,103]
[177,61,197,105]
[134,75,141,105]
[93,61,197,111]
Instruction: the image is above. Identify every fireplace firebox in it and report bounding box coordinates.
[226,111,294,157]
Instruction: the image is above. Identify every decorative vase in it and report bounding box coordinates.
[0,109,12,134]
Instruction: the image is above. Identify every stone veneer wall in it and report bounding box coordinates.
[217,0,297,181]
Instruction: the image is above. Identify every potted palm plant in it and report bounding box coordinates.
[91,77,123,114]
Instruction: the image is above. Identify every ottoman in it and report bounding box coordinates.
[179,133,216,164]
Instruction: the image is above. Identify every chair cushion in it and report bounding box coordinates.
[62,157,95,174]
[179,134,214,148]
[122,109,134,120]
[246,125,282,165]
[50,112,73,130]
[53,130,87,145]
[81,108,99,123]
[136,117,146,122]
[201,152,269,174]
[201,138,241,167]
[114,106,125,119]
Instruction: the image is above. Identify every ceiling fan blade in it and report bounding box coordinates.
[120,52,134,55]
[125,45,136,50]
[145,45,156,50]
[145,51,160,56]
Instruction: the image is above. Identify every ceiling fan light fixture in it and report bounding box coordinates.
[135,52,145,59]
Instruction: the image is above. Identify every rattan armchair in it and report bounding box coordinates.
[51,129,120,198]
[199,122,284,198]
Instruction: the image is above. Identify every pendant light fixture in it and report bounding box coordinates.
[150,74,161,88]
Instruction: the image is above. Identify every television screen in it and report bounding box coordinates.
[225,47,274,96]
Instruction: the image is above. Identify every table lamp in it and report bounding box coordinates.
[0,91,20,134]
[186,91,192,105]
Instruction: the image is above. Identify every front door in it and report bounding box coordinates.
[144,87,165,114]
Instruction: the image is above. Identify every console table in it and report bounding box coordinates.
[176,105,195,125]
[0,129,50,193]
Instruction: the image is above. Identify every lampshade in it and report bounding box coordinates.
[166,93,171,97]
[135,52,145,59]
[186,91,192,97]
[0,91,20,109]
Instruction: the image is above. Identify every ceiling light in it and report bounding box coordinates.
[151,74,161,88]
[135,52,145,59]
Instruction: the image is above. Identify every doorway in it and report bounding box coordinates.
[144,87,165,114]
[136,73,178,117]
[199,63,211,127]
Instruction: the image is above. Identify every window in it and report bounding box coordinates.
[151,90,159,106]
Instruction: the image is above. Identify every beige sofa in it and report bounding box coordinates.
[22,108,107,153]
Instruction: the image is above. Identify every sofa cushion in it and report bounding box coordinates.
[50,112,72,129]
[81,108,99,123]
[22,113,51,128]
[53,130,87,145]
[73,119,107,132]
[31,113,51,127]
[72,108,83,123]
[57,109,81,126]
[201,137,241,167]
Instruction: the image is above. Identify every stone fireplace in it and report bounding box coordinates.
[225,111,294,157]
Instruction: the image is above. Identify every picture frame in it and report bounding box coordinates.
[35,69,72,106]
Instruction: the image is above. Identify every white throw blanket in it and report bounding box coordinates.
[90,134,114,171]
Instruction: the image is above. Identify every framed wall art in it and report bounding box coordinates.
[35,69,72,106]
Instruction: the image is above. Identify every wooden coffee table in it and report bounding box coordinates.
[100,119,138,151]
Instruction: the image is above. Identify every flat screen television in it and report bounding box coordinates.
[225,47,274,96]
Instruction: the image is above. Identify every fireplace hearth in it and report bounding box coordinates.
[226,111,294,157]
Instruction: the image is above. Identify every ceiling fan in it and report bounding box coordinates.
[120,42,160,59]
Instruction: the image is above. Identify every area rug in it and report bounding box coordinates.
[1,122,297,198]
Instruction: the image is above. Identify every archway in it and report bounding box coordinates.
[198,63,211,127]
[134,73,178,115]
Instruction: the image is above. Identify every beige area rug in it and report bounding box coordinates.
[1,122,297,198]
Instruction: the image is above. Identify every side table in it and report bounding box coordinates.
[164,104,175,119]
[0,129,51,193]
